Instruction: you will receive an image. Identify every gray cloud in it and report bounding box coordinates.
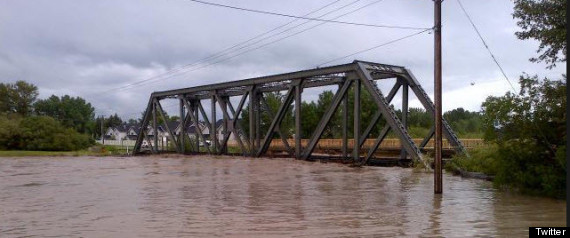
[0,0,565,119]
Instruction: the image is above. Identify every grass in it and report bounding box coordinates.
[444,143,499,176]
[0,145,133,157]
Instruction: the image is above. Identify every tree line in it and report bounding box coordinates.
[0,81,128,151]
[238,88,483,140]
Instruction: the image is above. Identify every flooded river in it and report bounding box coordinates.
[0,155,565,237]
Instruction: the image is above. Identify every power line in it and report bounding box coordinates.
[317,28,432,67]
[456,0,516,91]
[106,0,383,92]
[457,0,554,153]
[185,0,430,30]
[99,0,346,93]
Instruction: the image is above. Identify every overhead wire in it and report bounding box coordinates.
[456,0,516,91]
[317,27,433,67]
[106,0,385,93]
[99,0,345,93]
[94,0,424,118]
[185,0,430,30]
[456,0,554,152]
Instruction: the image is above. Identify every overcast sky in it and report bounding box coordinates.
[0,0,565,119]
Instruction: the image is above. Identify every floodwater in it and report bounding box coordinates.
[0,156,565,237]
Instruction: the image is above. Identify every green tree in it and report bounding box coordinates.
[240,92,294,139]
[481,75,566,197]
[17,116,93,151]
[34,95,95,133]
[513,0,567,68]
[0,81,39,116]
[0,114,22,150]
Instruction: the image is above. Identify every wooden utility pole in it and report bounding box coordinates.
[101,115,105,145]
[434,0,443,194]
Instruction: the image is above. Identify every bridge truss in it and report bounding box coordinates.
[133,60,466,166]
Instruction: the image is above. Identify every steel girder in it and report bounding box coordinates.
[133,60,466,167]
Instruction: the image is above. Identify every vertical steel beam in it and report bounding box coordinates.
[188,100,211,154]
[302,79,352,160]
[211,93,217,154]
[255,93,261,150]
[153,98,158,152]
[353,78,361,163]
[220,96,228,154]
[180,97,186,154]
[193,102,200,152]
[342,83,348,161]
[294,81,302,159]
[434,0,443,194]
[401,81,409,160]
[249,87,255,155]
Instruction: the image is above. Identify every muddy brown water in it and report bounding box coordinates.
[0,155,565,237]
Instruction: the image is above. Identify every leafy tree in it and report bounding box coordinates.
[240,92,294,139]
[481,75,566,197]
[34,95,95,133]
[407,107,432,129]
[0,114,22,150]
[2,116,93,151]
[444,108,482,136]
[105,113,123,128]
[0,81,39,116]
[513,0,567,68]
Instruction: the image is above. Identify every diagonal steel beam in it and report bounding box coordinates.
[227,93,251,155]
[361,125,391,165]
[197,101,221,150]
[302,79,352,160]
[156,100,181,153]
[359,81,401,148]
[355,62,427,168]
[186,100,211,154]
[134,97,154,154]
[420,126,435,149]
[260,95,293,156]
[215,94,247,155]
[256,87,295,157]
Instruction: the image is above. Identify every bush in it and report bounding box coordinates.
[0,115,93,151]
[445,143,499,176]
[0,114,22,150]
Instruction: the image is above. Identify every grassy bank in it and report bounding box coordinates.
[0,145,132,157]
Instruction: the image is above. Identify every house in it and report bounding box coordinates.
[103,119,240,148]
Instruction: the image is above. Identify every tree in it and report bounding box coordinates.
[105,113,123,128]
[240,92,294,139]
[481,74,566,197]
[513,0,567,68]
[0,81,39,116]
[18,116,92,151]
[34,95,95,133]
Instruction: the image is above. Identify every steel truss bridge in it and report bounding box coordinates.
[133,60,466,166]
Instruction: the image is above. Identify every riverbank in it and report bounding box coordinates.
[0,145,131,157]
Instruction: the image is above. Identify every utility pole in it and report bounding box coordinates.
[434,0,443,194]
[101,115,105,145]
